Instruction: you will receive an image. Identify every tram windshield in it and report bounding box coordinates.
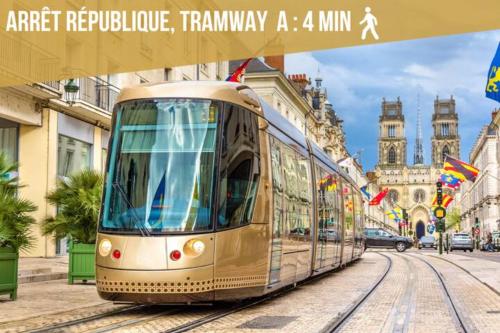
[100,99,219,234]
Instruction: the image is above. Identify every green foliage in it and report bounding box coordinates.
[445,208,461,232]
[0,153,19,194]
[0,153,37,251]
[42,170,103,244]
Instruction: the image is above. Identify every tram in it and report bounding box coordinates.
[96,81,365,303]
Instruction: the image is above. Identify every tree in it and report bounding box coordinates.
[0,153,37,251]
[42,170,103,244]
[445,208,461,232]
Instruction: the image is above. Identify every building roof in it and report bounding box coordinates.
[228,58,276,74]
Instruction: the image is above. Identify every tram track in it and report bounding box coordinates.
[404,253,469,333]
[321,252,393,333]
[23,304,153,333]
[11,257,373,333]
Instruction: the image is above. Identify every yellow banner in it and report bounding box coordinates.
[0,0,499,86]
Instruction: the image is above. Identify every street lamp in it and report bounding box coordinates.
[64,79,79,106]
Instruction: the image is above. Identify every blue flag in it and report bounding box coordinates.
[360,185,371,200]
[486,42,500,103]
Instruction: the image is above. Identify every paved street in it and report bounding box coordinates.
[0,250,499,333]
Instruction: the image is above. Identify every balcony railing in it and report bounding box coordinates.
[41,80,61,90]
[64,77,120,113]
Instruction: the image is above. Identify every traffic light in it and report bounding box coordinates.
[402,209,408,221]
[436,181,443,205]
[474,217,480,228]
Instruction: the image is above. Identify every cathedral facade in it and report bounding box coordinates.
[374,96,460,239]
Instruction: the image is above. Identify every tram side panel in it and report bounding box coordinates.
[213,105,271,300]
[341,183,355,264]
[312,159,343,274]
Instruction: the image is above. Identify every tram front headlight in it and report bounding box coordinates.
[99,239,112,257]
[183,239,205,256]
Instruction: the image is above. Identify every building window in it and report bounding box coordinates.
[57,135,92,177]
[440,123,450,136]
[388,189,399,204]
[442,145,450,162]
[388,147,396,164]
[388,125,396,138]
[414,189,426,203]
[0,118,19,164]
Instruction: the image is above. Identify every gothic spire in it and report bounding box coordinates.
[414,93,424,165]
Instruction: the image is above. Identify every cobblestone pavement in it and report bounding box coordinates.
[410,253,500,333]
[1,251,499,332]
[449,250,500,263]
[338,252,459,333]
[425,252,500,293]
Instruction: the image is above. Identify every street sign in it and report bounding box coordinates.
[427,224,435,234]
[433,206,446,219]
[474,228,480,235]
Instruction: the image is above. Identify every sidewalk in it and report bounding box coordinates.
[0,256,116,325]
[426,252,500,294]
[17,256,69,283]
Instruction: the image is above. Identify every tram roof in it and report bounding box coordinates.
[116,81,262,113]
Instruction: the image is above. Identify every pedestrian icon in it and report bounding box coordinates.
[360,7,379,41]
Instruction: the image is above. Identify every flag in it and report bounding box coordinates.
[319,175,337,191]
[431,193,453,208]
[369,188,388,206]
[485,42,500,103]
[360,185,371,199]
[439,173,462,189]
[443,155,480,182]
[226,58,252,83]
[385,208,402,220]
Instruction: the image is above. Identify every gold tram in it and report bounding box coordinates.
[95,81,365,303]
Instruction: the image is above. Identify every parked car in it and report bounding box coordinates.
[449,233,474,252]
[418,236,436,249]
[364,228,413,252]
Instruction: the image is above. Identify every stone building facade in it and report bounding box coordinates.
[374,96,461,238]
[460,110,500,236]
[229,57,348,162]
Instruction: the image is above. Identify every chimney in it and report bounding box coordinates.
[492,109,499,121]
[264,55,284,73]
[288,74,309,90]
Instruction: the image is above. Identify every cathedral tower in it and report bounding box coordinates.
[431,96,460,166]
[378,97,407,167]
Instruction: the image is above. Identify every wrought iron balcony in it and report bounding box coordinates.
[64,77,119,113]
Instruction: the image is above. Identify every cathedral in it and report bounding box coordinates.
[374,96,460,239]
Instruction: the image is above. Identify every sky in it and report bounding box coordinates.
[286,30,500,171]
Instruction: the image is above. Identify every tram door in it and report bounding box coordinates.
[314,163,337,270]
[342,184,355,264]
[268,137,283,284]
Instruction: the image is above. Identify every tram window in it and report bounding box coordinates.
[343,184,354,238]
[217,104,260,229]
[316,166,340,243]
[100,99,219,233]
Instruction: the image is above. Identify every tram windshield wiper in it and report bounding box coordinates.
[112,182,151,237]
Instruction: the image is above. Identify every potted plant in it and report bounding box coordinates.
[42,170,103,284]
[0,153,37,300]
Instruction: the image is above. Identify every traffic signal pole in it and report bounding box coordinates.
[434,182,446,255]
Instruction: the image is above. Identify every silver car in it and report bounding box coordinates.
[418,236,436,249]
[450,233,474,252]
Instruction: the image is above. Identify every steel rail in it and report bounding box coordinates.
[321,252,393,333]
[405,253,469,333]
[25,304,150,333]
[428,253,499,296]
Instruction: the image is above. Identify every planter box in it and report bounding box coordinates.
[68,242,95,284]
[0,247,18,300]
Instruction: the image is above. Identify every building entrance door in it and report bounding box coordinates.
[416,221,425,239]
